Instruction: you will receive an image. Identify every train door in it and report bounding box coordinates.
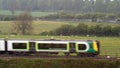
[69,42,76,53]
[29,42,36,52]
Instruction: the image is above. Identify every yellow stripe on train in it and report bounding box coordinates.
[93,41,98,51]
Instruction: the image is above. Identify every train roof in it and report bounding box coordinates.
[0,38,95,42]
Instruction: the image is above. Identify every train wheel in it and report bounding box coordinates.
[65,53,69,56]
[87,54,96,57]
[77,53,87,57]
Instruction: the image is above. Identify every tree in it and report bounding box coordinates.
[88,25,103,36]
[13,12,33,35]
[93,25,103,36]
[95,0,106,12]
[7,0,19,16]
[111,26,120,36]
[74,23,88,36]
[55,25,74,36]
[102,26,112,36]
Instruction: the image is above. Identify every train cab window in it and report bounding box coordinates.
[13,43,27,49]
[38,43,67,50]
[78,44,87,50]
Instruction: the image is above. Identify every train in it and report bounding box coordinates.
[0,39,100,57]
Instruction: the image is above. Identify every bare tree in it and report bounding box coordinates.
[8,0,20,16]
[13,12,33,35]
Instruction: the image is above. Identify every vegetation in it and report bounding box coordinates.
[0,58,119,68]
[1,12,120,22]
[12,12,33,35]
[0,21,120,35]
[0,10,55,17]
[41,23,120,36]
[0,0,120,13]
[0,21,75,34]
[43,13,120,20]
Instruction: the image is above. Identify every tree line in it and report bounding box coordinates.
[43,13,120,19]
[40,23,120,36]
[0,0,120,13]
[42,13,120,22]
[1,13,120,23]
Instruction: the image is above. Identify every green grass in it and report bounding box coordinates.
[0,58,119,68]
[0,21,76,34]
[0,21,12,34]
[0,35,120,57]
[31,11,55,17]
[0,21,120,34]
[0,10,55,17]
[33,21,76,34]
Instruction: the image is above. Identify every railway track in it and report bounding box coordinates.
[0,55,119,60]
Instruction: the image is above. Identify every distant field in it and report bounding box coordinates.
[0,21,74,34]
[0,10,55,17]
[0,35,120,57]
[0,21,120,34]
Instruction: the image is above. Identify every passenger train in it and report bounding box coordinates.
[0,39,100,56]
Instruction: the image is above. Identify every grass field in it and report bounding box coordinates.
[0,58,119,68]
[0,21,120,34]
[0,21,71,34]
[0,10,55,17]
[0,35,120,57]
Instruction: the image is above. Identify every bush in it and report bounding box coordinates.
[49,23,120,36]
[54,25,74,36]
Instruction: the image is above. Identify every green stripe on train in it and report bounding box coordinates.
[87,42,96,52]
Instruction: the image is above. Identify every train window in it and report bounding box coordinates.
[78,44,86,50]
[38,43,67,50]
[13,43,27,49]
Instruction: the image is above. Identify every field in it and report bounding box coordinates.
[0,10,55,17]
[0,21,120,34]
[0,21,69,34]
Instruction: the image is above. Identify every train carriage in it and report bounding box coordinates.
[0,39,100,57]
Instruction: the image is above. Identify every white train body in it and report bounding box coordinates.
[7,40,29,51]
[0,40,5,51]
